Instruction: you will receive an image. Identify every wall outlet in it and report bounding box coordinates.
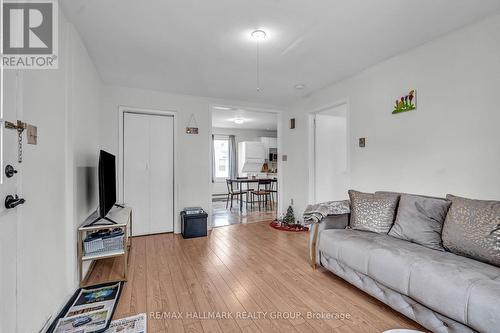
[282,154,287,161]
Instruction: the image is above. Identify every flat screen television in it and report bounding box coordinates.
[98,150,117,218]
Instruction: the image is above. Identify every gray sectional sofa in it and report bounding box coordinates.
[309,192,500,333]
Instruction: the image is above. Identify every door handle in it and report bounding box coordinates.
[5,195,26,209]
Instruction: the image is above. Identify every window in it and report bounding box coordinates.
[213,136,229,180]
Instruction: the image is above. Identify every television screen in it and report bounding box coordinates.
[98,150,117,218]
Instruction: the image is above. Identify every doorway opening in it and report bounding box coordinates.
[310,102,350,204]
[209,106,281,227]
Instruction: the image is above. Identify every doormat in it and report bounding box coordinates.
[47,281,124,333]
[270,220,309,232]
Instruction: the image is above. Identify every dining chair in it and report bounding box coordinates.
[236,177,250,209]
[269,179,278,205]
[225,179,248,210]
[251,179,273,211]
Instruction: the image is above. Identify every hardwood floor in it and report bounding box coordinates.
[212,200,277,227]
[87,222,424,333]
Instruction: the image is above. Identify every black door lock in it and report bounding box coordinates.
[5,165,17,178]
[5,195,25,209]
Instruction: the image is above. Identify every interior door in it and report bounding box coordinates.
[124,113,150,236]
[148,115,174,234]
[314,104,350,203]
[123,112,174,236]
[0,71,20,332]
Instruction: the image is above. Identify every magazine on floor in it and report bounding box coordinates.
[53,282,122,333]
[104,313,146,333]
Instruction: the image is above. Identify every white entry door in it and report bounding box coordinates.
[0,71,21,332]
[123,112,174,235]
[313,104,350,203]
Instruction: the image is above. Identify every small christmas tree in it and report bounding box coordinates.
[282,205,296,225]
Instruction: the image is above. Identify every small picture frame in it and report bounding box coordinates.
[186,114,199,134]
[393,89,416,114]
[186,127,199,134]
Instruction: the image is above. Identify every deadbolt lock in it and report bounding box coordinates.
[5,165,17,178]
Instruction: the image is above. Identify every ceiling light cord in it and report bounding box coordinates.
[250,29,266,93]
[256,40,261,92]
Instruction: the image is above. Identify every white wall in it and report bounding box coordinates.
[282,13,500,217]
[65,10,103,304]
[212,127,277,195]
[4,9,103,333]
[212,127,277,144]
[99,86,280,231]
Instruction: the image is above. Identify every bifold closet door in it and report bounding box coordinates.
[149,115,174,234]
[124,112,174,236]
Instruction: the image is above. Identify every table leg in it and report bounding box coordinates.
[240,185,243,212]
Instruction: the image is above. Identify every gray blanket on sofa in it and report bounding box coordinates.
[303,200,350,225]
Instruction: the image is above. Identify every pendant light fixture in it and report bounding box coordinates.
[251,29,267,92]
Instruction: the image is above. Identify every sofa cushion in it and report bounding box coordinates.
[389,194,451,251]
[320,254,477,333]
[318,229,500,330]
[348,190,400,234]
[467,280,500,333]
[442,194,500,267]
[319,229,428,294]
[408,253,500,327]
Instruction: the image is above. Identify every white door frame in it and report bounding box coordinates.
[308,98,351,204]
[118,106,179,233]
[207,104,284,228]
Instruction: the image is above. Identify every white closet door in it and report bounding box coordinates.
[123,112,174,236]
[149,115,174,233]
[124,113,150,236]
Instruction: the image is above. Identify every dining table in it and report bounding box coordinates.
[230,177,278,212]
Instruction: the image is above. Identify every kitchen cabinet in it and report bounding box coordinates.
[260,137,277,150]
[238,141,266,175]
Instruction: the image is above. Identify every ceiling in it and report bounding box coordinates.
[212,108,277,130]
[61,0,500,106]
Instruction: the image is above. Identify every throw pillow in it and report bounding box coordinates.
[348,190,400,234]
[388,194,451,251]
[442,194,500,267]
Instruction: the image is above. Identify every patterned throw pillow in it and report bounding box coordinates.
[442,195,500,267]
[388,194,451,251]
[348,190,400,234]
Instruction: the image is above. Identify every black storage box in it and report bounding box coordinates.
[181,207,208,239]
